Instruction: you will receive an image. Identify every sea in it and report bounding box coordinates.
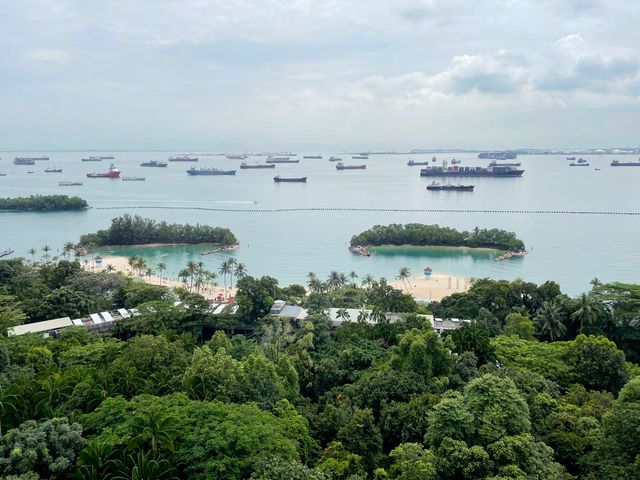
[1,151,639,296]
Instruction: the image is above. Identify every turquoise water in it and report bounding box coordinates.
[1,151,639,294]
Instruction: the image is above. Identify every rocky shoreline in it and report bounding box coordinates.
[494,250,528,262]
[200,244,240,256]
[349,245,371,256]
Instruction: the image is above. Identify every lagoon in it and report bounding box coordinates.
[1,150,639,295]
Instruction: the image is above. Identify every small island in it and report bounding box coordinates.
[79,214,238,247]
[0,195,88,211]
[350,223,526,257]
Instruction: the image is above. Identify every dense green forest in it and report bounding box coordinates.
[0,195,88,211]
[350,224,525,251]
[79,214,238,246]
[1,256,639,479]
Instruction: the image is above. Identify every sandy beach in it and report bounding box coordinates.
[83,255,237,301]
[390,273,470,302]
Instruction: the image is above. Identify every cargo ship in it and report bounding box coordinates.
[566,156,576,161]
[15,156,49,161]
[140,160,168,167]
[328,156,342,162]
[59,181,83,186]
[336,162,366,170]
[352,155,368,160]
[303,155,323,159]
[274,175,307,183]
[86,164,121,178]
[611,159,640,167]
[420,164,524,177]
[407,159,429,166]
[268,156,291,161]
[426,182,474,191]
[570,162,589,167]
[82,156,114,161]
[169,155,198,162]
[226,153,247,160]
[489,160,522,167]
[266,158,299,164]
[478,151,517,160]
[44,167,62,173]
[122,177,146,181]
[13,158,36,165]
[240,162,275,169]
[187,166,236,176]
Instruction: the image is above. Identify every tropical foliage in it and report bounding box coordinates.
[0,195,88,211]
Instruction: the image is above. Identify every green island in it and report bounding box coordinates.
[79,214,238,246]
[0,250,639,479]
[350,223,525,251]
[0,195,88,211]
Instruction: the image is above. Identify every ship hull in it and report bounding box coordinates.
[240,164,276,169]
[274,177,307,183]
[420,169,523,177]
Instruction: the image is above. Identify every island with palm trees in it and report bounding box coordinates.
[349,223,526,255]
[79,214,238,249]
[0,195,88,211]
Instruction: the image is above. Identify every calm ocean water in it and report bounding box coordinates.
[1,151,639,295]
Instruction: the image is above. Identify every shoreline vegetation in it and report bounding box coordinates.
[79,214,238,248]
[350,223,526,256]
[0,195,88,211]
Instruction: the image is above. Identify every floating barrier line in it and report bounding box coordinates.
[92,206,640,216]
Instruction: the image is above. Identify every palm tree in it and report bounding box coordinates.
[128,256,140,275]
[397,267,411,291]
[105,264,116,273]
[145,268,154,282]
[336,308,351,322]
[185,260,198,291]
[590,277,602,288]
[234,262,247,282]
[131,411,179,454]
[219,259,233,299]
[361,273,375,289]
[156,262,167,285]
[570,293,600,333]
[535,300,567,341]
[357,310,370,323]
[227,258,238,292]
[62,241,75,260]
[27,248,36,264]
[348,271,358,287]
[135,258,147,276]
[327,271,343,290]
[0,387,18,436]
[41,244,52,263]
[370,307,387,323]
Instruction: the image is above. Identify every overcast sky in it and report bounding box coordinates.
[2,0,640,151]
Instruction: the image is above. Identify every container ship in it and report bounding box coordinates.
[478,151,517,160]
[44,167,62,173]
[407,159,429,166]
[303,155,323,159]
[14,158,35,165]
[226,153,248,160]
[140,160,168,167]
[187,166,236,176]
[274,175,307,183]
[336,162,366,170]
[426,182,474,191]
[240,162,275,169]
[420,164,524,177]
[15,156,49,161]
[489,160,522,167]
[266,158,299,164]
[611,159,640,166]
[169,155,198,162]
[86,164,121,178]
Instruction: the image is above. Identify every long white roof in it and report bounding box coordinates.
[8,317,73,336]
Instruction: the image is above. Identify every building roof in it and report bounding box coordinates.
[8,317,73,336]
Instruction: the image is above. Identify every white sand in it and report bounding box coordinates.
[390,273,470,302]
[82,255,237,301]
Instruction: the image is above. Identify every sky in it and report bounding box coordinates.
[2,0,640,151]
